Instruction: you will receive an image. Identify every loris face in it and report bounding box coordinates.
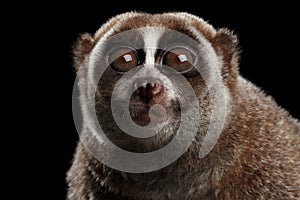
[75,12,236,153]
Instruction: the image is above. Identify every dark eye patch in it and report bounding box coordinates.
[162,47,195,73]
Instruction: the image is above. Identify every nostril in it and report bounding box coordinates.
[151,82,162,95]
[135,79,163,103]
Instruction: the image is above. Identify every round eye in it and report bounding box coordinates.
[162,47,195,72]
[108,47,140,72]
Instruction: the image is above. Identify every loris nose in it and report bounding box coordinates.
[135,79,163,103]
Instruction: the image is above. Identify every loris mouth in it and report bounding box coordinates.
[130,104,169,126]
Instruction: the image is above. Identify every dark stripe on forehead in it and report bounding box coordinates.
[105,28,144,50]
[111,13,153,33]
[94,12,215,44]
[113,13,209,44]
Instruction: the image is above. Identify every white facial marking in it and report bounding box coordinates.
[142,28,163,66]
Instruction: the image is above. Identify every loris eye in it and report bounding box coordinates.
[108,47,140,73]
[162,47,195,73]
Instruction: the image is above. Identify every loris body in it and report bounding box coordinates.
[67,12,300,199]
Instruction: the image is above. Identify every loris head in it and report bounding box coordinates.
[73,12,239,155]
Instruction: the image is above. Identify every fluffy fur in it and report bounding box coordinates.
[67,12,300,199]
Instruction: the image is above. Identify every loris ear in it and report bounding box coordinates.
[211,29,240,85]
[73,33,95,72]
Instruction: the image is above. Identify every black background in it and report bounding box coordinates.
[16,2,299,199]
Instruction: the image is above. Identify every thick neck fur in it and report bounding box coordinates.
[68,76,300,199]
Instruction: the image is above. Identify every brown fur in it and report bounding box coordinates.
[67,12,300,199]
